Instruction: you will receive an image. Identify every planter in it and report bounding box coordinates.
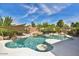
[36,44,47,51]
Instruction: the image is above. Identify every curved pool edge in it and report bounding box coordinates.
[0,40,13,49]
[0,40,55,56]
[45,39,62,44]
[4,38,62,50]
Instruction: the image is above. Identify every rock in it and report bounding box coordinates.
[4,36,9,40]
[0,36,4,40]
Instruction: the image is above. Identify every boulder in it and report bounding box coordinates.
[0,36,4,40]
[4,36,9,40]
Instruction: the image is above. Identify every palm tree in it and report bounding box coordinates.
[0,17,3,26]
[0,16,13,36]
[3,16,13,26]
[0,16,13,26]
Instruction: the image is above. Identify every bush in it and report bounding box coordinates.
[0,28,18,36]
[16,31,23,36]
[68,27,79,36]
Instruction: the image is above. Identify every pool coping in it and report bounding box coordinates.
[0,40,55,56]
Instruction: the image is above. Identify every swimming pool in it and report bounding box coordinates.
[5,35,67,52]
[46,35,67,40]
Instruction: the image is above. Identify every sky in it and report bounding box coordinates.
[0,3,79,25]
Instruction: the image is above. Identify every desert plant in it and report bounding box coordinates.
[0,16,13,26]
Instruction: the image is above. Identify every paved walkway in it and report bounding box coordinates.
[51,37,79,56]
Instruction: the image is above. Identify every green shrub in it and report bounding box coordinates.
[16,31,23,36]
[68,27,79,36]
[0,28,18,36]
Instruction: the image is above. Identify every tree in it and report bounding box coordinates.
[37,23,42,30]
[31,21,36,27]
[71,22,75,27]
[0,16,13,26]
[75,22,79,27]
[3,16,13,26]
[0,17,3,26]
[69,22,79,36]
[57,20,64,28]
[0,16,13,36]
[51,24,55,27]
[71,22,79,27]
[64,24,69,29]
[42,22,48,28]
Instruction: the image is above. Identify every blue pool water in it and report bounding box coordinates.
[47,35,66,40]
[5,35,67,52]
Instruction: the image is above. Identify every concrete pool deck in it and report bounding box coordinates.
[0,40,55,56]
[0,37,79,56]
[51,37,79,56]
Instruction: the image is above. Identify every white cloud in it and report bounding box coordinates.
[52,4,71,14]
[19,3,72,23]
[64,14,79,25]
[39,4,52,15]
[22,7,38,18]
[20,4,38,19]
[31,14,43,21]
[39,4,71,15]
[21,4,32,9]
[21,4,38,14]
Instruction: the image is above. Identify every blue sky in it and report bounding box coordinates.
[0,3,79,25]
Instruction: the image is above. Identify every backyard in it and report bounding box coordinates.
[0,3,79,56]
[0,16,79,56]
